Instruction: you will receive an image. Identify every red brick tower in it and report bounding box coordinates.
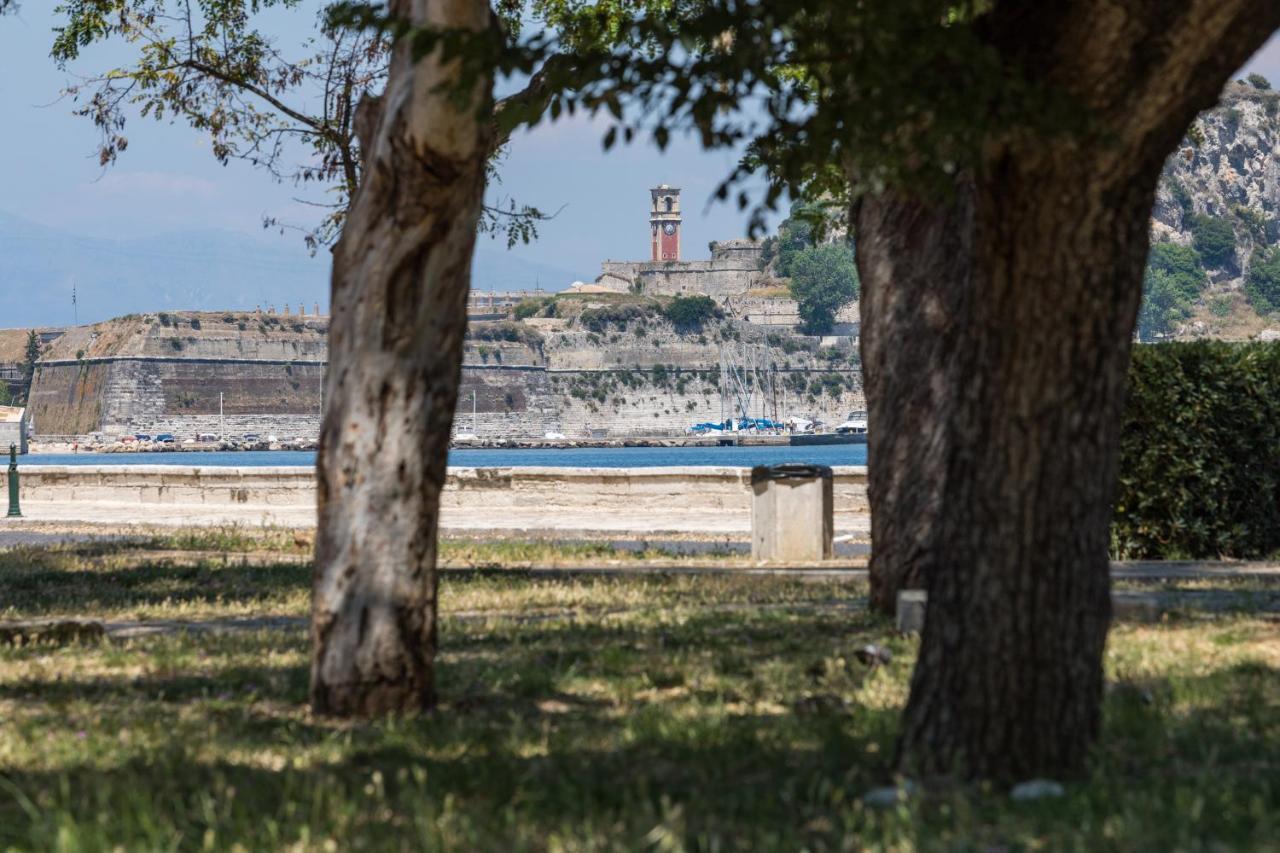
[650,185,682,261]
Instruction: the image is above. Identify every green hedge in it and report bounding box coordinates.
[1113,341,1280,559]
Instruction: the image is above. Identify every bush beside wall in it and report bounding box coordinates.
[1113,341,1280,559]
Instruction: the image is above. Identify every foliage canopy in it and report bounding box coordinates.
[49,0,678,248]
[1137,242,1207,340]
[789,244,858,335]
[333,0,1076,233]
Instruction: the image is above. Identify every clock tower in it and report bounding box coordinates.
[650,185,682,261]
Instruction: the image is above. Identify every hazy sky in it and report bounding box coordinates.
[0,1,768,292]
[2,3,1279,293]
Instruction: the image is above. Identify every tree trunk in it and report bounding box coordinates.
[858,164,1151,780]
[856,184,974,615]
[852,0,1280,780]
[311,0,494,717]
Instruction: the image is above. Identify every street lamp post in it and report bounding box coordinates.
[7,444,21,518]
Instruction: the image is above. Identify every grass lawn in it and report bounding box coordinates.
[1,534,1278,850]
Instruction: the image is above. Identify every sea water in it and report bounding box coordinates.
[24,444,868,468]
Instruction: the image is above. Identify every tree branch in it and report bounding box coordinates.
[491,52,580,148]
[985,0,1280,165]
[178,58,333,138]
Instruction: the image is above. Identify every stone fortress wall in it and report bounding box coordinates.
[20,226,864,442]
[597,240,769,301]
[23,301,863,442]
[25,311,328,441]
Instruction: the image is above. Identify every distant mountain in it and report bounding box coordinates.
[472,242,589,293]
[0,211,330,328]
[0,211,590,328]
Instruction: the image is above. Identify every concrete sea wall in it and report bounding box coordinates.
[15,465,870,535]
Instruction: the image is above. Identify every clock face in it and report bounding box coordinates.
[663,223,676,235]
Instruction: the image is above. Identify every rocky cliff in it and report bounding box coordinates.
[1151,80,1280,339]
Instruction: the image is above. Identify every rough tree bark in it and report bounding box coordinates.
[858,186,973,615]
[311,0,494,716]
[856,0,1280,779]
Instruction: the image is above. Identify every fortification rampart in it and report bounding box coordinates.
[598,257,765,300]
[456,364,863,438]
[24,304,863,442]
[28,356,324,439]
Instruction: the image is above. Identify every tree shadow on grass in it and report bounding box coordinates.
[2,664,1278,849]
[0,557,312,617]
[2,606,1279,847]
[0,603,907,846]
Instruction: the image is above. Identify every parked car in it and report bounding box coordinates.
[155,433,175,444]
[134,434,151,442]
[196,433,218,443]
[242,433,260,443]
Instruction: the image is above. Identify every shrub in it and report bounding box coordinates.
[758,235,779,269]
[158,313,174,327]
[1113,342,1280,559]
[1168,179,1194,217]
[579,303,659,333]
[513,297,553,320]
[1189,215,1236,269]
[1248,72,1271,90]
[467,321,543,345]
[1245,246,1280,314]
[663,295,722,329]
[1208,294,1234,318]
[1233,205,1267,240]
[190,318,202,330]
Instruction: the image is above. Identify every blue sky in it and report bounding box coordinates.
[2,3,1280,318]
[0,1,770,301]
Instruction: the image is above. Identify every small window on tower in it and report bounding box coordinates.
[664,197,673,212]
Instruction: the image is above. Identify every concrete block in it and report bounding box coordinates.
[750,464,833,562]
[896,590,927,634]
[1111,591,1165,623]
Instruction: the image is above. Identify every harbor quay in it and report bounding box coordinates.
[4,464,871,540]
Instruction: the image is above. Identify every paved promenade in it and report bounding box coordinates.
[1,500,873,539]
